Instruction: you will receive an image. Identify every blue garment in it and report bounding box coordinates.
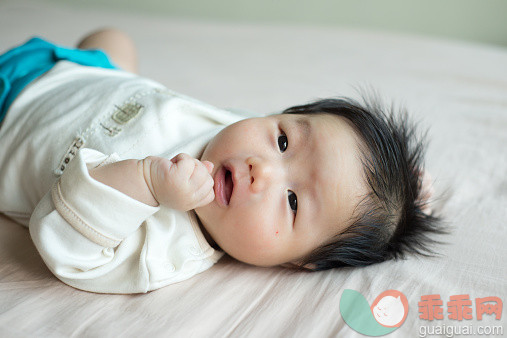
[0,37,119,124]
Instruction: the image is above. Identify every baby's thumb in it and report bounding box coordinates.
[202,160,214,174]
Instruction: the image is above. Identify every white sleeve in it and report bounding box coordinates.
[29,148,160,293]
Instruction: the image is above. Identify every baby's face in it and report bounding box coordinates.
[195,112,367,267]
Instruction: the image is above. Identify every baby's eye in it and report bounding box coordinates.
[278,133,288,153]
[288,190,297,214]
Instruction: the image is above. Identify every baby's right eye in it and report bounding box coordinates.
[278,133,288,153]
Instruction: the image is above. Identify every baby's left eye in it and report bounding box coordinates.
[278,133,288,153]
[288,190,297,214]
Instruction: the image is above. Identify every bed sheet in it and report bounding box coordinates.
[0,1,506,337]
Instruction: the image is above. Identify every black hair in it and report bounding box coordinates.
[282,95,448,271]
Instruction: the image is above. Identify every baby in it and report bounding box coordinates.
[0,29,443,293]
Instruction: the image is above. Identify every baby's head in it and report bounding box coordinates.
[195,95,444,271]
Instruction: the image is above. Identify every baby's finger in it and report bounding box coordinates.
[192,173,214,200]
[193,187,215,209]
[170,153,192,164]
[190,161,213,187]
[171,156,197,181]
[202,160,214,174]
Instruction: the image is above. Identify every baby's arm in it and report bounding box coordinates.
[28,148,214,293]
[88,153,215,211]
[88,159,158,207]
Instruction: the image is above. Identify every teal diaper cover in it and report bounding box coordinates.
[0,37,119,125]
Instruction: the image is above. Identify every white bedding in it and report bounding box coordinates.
[1,1,506,337]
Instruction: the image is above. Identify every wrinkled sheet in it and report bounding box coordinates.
[0,1,506,337]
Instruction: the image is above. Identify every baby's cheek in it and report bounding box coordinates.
[239,218,279,250]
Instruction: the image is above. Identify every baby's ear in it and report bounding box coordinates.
[417,169,434,215]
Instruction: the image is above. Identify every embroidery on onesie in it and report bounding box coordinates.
[53,89,152,176]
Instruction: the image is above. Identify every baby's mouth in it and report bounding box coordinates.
[224,168,233,204]
[213,165,234,207]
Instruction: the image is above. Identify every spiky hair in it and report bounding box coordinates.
[282,95,448,271]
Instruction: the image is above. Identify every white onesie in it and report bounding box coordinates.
[0,61,248,293]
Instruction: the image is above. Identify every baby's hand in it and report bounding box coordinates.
[142,153,215,211]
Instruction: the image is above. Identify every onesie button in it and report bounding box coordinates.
[165,262,175,272]
[102,247,114,257]
[189,245,202,256]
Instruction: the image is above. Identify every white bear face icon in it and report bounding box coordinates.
[372,295,405,327]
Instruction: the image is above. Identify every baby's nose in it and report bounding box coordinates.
[246,156,277,193]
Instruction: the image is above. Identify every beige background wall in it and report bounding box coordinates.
[47,0,507,47]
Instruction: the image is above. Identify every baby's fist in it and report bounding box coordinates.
[142,153,215,211]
